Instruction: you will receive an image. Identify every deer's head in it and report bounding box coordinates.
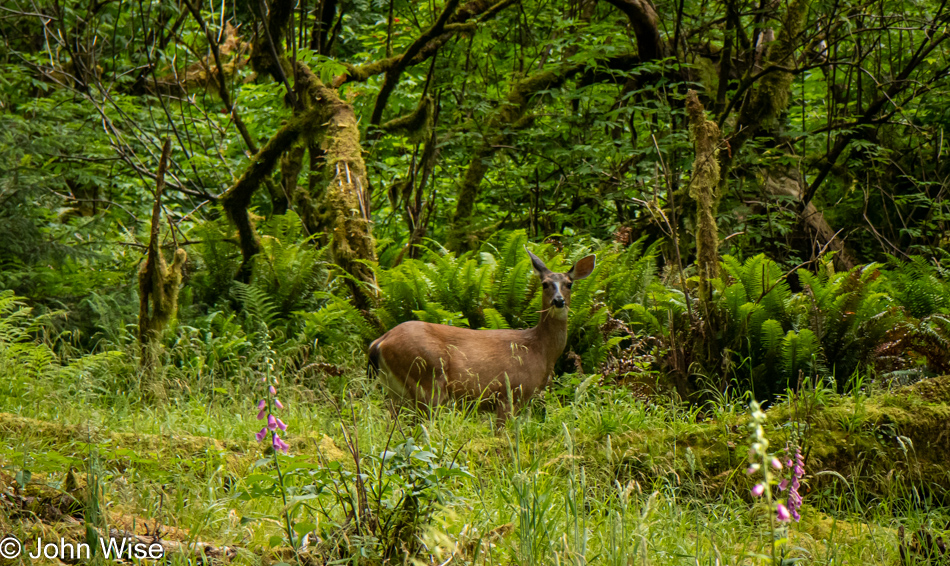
[526,247,596,320]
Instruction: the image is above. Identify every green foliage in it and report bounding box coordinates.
[250,212,329,320]
[238,431,471,563]
[883,255,950,318]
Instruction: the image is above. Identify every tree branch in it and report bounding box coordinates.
[369,0,461,125]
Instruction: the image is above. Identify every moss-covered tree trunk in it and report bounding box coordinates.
[710,0,856,266]
[295,64,378,307]
[138,140,187,373]
[447,67,579,251]
[686,90,721,303]
[217,0,378,304]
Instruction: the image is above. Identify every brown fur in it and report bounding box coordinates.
[368,249,595,423]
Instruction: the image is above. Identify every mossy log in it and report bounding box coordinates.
[602,376,950,502]
[249,0,295,82]
[733,0,808,143]
[380,96,434,143]
[718,0,809,183]
[219,53,377,303]
[295,63,378,306]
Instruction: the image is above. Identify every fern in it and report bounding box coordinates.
[761,319,784,355]
[231,281,280,343]
[886,255,950,318]
[0,290,32,348]
[413,304,469,327]
[486,231,534,326]
[482,308,511,330]
[603,238,661,308]
[781,329,819,386]
[251,211,329,319]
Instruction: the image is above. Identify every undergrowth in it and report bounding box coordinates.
[4,286,950,564]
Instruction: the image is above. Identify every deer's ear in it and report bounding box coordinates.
[525,246,550,276]
[569,255,596,280]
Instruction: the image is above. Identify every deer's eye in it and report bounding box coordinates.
[566,282,573,289]
[542,282,550,289]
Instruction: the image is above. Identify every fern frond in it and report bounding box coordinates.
[761,319,784,354]
[481,308,511,330]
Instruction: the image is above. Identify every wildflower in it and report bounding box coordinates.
[255,369,290,452]
[770,457,782,470]
[776,503,791,522]
[272,433,289,453]
[779,479,789,491]
[752,483,766,497]
[784,445,805,522]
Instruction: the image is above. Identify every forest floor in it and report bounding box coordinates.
[3,368,950,565]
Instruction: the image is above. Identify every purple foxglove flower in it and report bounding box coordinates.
[771,457,782,470]
[255,427,268,442]
[267,414,277,431]
[275,399,284,410]
[273,433,289,453]
[257,399,266,411]
[269,385,277,395]
[747,464,759,474]
[776,503,791,522]
[257,407,267,420]
[752,483,766,497]
[778,479,789,491]
[276,417,287,431]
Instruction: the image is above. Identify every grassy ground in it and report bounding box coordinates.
[3,337,948,566]
[2,292,948,565]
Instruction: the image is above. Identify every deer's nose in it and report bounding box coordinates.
[552,297,565,308]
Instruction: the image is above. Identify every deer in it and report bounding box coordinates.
[367,247,596,423]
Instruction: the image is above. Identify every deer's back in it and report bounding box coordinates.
[371,320,556,402]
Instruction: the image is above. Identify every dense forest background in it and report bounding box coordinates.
[2,0,950,562]
[2,0,949,395]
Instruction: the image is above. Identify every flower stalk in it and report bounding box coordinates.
[254,360,297,552]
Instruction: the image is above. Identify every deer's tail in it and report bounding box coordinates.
[367,339,382,380]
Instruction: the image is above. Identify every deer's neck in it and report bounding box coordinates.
[532,308,569,357]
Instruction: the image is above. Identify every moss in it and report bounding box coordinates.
[736,0,809,139]
[686,90,722,302]
[138,141,186,371]
[296,65,379,306]
[448,64,581,251]
[599,376,950,501]
[380,96,434,143]
[249,0,295,82]
[221,106,325,277]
